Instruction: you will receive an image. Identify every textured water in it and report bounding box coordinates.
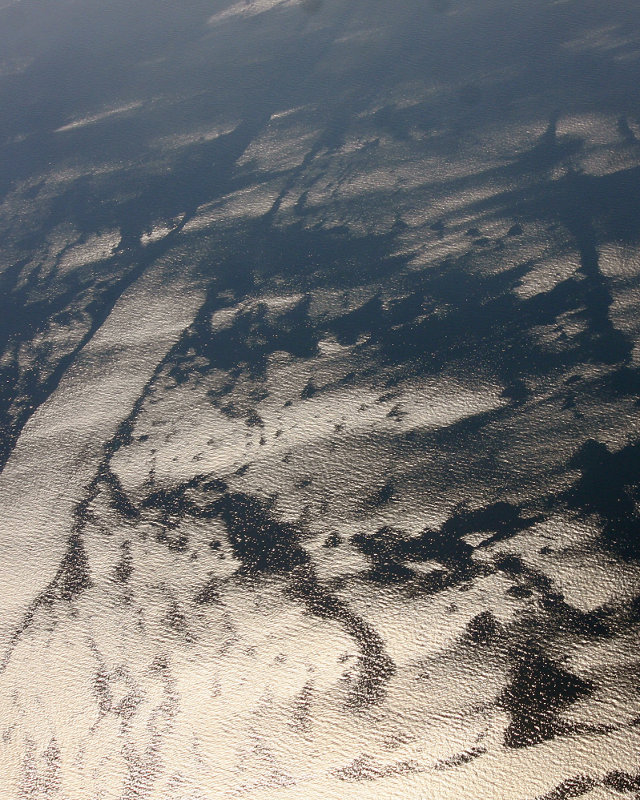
[1,1,640,798]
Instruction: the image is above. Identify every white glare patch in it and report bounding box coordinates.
[184,183,282,231]
[210,307,239,331]
[54,101,144,133]
[514,252,582,300]
[151,122,239,151]
[58,230,122,272]
[270,106,308,121]
[208,0,301,26]
[237,120,318,173]
[140,222,180,246]
[562,24,640,59]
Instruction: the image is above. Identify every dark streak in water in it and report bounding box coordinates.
[39,533,92,604]
[535,776,597,800]
[0,532,92,673]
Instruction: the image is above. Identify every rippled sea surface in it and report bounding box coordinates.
[2,1,640,798]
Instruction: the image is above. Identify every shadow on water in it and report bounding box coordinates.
[2,0,640,762]
[0,115,266,470]
[136,478,396,707]
[565,438,640,561]
[351,501,542,586]
[2,0,640,472]
[500,641,593,748]
[167,219,406,391]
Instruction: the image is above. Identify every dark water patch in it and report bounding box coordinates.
[136,475,301,567]
[324,532,344,548]
[102,468,141,521]
[352,527,415,584]
[301,379,318,399]
[400,526,474,572]
[93,670,113,714]
[367,90,451,144]
[350,500,541,589]
[194,578,220,605]
[113,541,133,584]
[496,554,612,639]
[219,402,246,420]
[398,406,510,463]
[367,480,395,508]
[176,294,319,382]
[376,253,591,389]
[245,410,264,428]
[223,218,404,294]
[488,162,640,253]
[386,291,430,328]
[353,515,476,586]
[405,568,462,597]
[513,114,584,175]
[292,681,314,733]
[501,378,529,403]
[211,492,309,574]
[353,496,545,590]
[446,501,543,548]
[535,776,597,800]
[289,566,395,707]
[466,611,501,645]
[330,297,384,346]
[434,746,486,770]
[603,771,640,793]
[611,365,640,394]
[40,533,92,604]
[506,584,533,599]
[165,600,192,641]
[500,642,592,748]
[495,553,527,575]
[155,527,189,553]
[142,481,204,521]
[18,736,62,798]
[618,116,637,145]
[565,438,640,561]
[539,596,612,639]
[472,236,491,247]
